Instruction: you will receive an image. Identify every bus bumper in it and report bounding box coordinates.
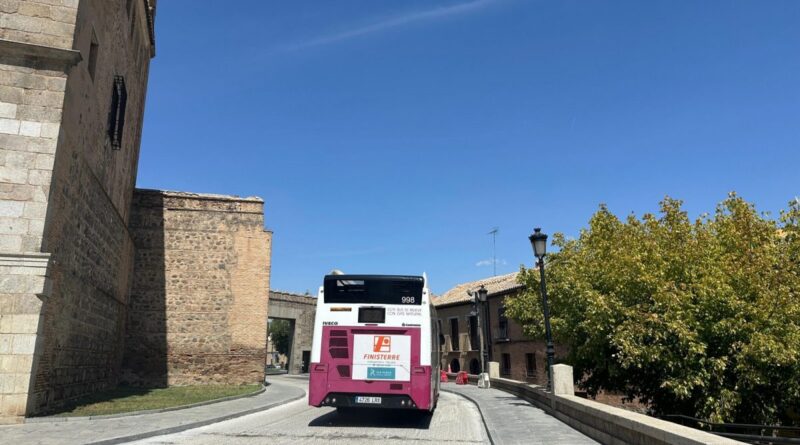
[318,393,420,409]
[308,363,433,410]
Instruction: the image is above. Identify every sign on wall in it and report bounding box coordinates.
[352,334,411,381]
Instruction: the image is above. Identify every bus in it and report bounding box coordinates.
[308,273,440,412]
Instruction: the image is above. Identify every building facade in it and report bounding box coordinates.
[434,272,567,385]
[0,0,157,421]
[0,2,272,422]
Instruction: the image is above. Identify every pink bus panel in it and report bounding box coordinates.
[309,326,432,410]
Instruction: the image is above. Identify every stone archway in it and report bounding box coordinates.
[469,358,481,375]
[267,291,317,374]
[267,318,295,371]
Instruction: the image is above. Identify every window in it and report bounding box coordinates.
[501,353,511,376]
[497,305,509,340]
[469,358,481,375]
[449,318,459,351]
[468,315,479,351]
[107,76,127,149]
[437,319,444,346]
[88,30,99,80]
[526,353,536,378]
[323,276,422,305]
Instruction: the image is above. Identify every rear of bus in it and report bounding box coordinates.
[308,274,439,411]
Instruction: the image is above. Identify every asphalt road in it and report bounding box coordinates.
[127,380,488,445]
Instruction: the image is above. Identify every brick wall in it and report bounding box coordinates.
[124,190,271,386]
[435,292,568,386]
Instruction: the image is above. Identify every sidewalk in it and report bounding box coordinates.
[0,377,306,445]
[443,382,599,445]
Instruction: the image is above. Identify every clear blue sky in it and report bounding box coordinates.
[137,0,800,295]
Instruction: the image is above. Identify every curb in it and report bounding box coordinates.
[441,386,496,445]
[26,385,268,423]
[88,387,306,445]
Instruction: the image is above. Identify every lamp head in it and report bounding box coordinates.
[476,285,488,302]
[529,227,547,258]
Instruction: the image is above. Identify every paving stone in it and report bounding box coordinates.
[0,378,305,445]
[443,381,599,445]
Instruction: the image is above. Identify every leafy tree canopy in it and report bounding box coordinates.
[269,319,292,357]
[506,194,800,425]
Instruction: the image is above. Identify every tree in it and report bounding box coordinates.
[505,194,800,425]
[269,319,292,357]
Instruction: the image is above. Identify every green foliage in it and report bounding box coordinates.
[506,194,800,425]
[269,319,292,356]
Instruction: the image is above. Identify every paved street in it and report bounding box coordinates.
[128,380,487,445]
[443,383,598,445]
[0,375,604,444]
[0,378,305,445]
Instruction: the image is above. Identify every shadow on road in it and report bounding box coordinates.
[308,408,433,429]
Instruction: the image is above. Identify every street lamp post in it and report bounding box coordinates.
[476,285,489,375]
[529,227,555,392]
[471,285,491,388]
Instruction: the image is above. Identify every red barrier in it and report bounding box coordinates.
[455,371,468,385]
[440,370,448,383]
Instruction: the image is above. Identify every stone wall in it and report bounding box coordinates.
[0,1,78,423]
[0,0,156,420]
[124,189,271,386]
[268,291,316,374]
[30,0,154,415]
[0,0,79,50]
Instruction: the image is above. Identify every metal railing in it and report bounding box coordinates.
[662,414,800,445]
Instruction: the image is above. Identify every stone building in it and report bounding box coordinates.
[434,272,567,385]
[0,2,272,422]
[267,290,316,375]
[0,0,157,421]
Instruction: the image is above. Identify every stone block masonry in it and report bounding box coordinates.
[124,190,271,386]
[1,0,156,422]
[0,18,78,423]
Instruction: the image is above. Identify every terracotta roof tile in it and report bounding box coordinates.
[433,272,523,307]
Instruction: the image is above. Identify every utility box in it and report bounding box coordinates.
[552,364,575,395]
[488,361,500,378]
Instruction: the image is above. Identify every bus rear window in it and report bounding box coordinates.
[324,275,423,305]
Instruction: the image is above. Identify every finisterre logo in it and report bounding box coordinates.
[373,336,391,352]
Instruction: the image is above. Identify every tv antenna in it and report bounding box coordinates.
[488,227,499,276]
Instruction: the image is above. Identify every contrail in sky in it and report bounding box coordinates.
[280,0,498,51]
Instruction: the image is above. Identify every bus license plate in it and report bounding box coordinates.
[355,396,381,404]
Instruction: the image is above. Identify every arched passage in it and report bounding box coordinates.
[267,291,317,374]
